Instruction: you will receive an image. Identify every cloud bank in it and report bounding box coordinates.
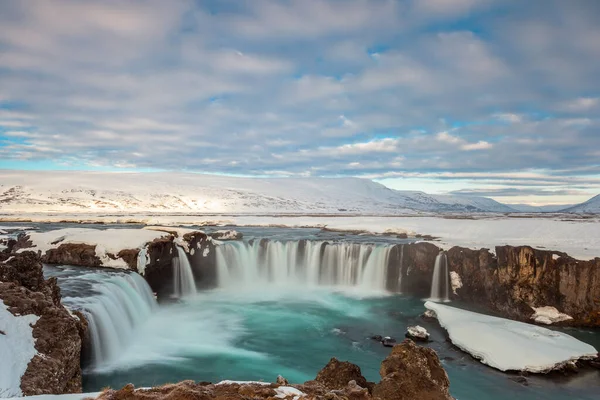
[0,0,599,204]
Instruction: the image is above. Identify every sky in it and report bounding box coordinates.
[0,0,599,206]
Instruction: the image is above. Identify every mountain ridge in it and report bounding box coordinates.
[0,170,597,214]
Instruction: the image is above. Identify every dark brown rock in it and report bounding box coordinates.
[447,245,600,327]
[117,248,140,271]
[0,252,85,395]
[314,357,370,391]
[43,243,102,267]
[372,339,453,400]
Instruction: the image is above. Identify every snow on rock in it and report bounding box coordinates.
[531,306,574,325]
[405,325,430,341]
[137,246,149,276]
[425,301,597,373]
[143,226,199,238]
[0,302,40,398]
[6,393,101,399]
[211,230,243,240]
[215,381,304,399]
[25,228,169,269]
[450,271,463,295]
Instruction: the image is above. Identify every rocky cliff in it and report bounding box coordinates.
[388,242,600,327]
[0,249,86,395]
[447,245,600,327]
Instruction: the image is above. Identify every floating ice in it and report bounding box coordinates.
[425,301,597,373]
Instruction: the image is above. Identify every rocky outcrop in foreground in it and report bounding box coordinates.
[0,250,86,395]
[93,339,453,400]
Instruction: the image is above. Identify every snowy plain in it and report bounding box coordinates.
[2,214,600,260]
[425,301,598,373]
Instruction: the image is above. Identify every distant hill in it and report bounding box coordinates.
[507,204,574,213]
[558,194,600,214]
[0,170,515,214]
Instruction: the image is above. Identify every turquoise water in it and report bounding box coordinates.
[81,287,600,400]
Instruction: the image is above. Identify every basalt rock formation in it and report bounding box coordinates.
[91,339,452,400]
[390,242,600,327]
[0,251,86,395]
[373,339,453,400]
[14,230,218,301]
[447,246,600,327]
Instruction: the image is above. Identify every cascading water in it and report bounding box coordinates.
[45,267,157,369]
[429,252,450,302]
[215,240,393,292]
[173,246,197,298]
[397,245,404,293]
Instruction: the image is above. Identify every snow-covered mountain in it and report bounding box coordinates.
[559,194,600,214]
[0,170,516,214]
[506,204,574,213]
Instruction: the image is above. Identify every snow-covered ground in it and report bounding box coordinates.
[24,229,169,268]
[0,170,519,214]
[425,302,597,373]
[3,214,599,260]
[0,302,40,398]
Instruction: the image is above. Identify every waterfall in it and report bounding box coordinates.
[429,252,450,302]
[172,246,197,298]
[397,245,404,292]
[58,271,157,369]
[215,240,393,291]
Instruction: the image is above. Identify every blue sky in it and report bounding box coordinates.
[0,0,599,205]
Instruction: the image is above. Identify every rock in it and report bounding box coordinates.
[0,252,85,395]
[405,326,430,342]
[381,337,397,347]
[314,357,369,391]
[211,230,243,240]
[276,375,288,385]
[509,376,529,386]
[422,309,437,320]
[370,335,383,342]
[397,233,408,239]
[42,243,102,268]
[372,339,453,400]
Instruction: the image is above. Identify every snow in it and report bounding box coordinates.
[211,230,242,240]
[0,170,516,214]
[6,393,101,400]
[0,226,36,232]
[0,302,40,398]
[406,325,429,340]
[25,228,169,269]
[1,214,599,260]
[143,226,199,237]
[450,271,463,294]
[137,246,149,276]
[531,306,574,325]
[425,301,597,373]
[215,381,304,399]
[560,194,600,213]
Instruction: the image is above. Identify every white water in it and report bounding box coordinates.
[172,246,197,298]
[397,245,404,292]
[215,240,393,293]
[60,271,157,369]
[430,252,450,302]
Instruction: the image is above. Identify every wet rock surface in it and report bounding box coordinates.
[446,245,600,327]
[373,339,453,400]
[92,339,453,400]
[0,251,86,395]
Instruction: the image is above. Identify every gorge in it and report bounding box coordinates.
[0,223,599,399]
